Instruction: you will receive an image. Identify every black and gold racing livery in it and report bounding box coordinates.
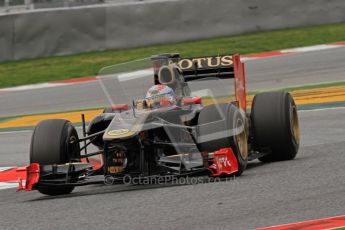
[18,53,300,196]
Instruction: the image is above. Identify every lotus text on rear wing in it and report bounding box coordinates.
[177,55,234,70]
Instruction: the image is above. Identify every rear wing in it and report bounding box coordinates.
[151,53,247,112]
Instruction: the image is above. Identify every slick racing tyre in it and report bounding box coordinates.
[198,103,248,176]
[30,119,80,195]
[251,91,300,162]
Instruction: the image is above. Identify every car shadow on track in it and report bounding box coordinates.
[24,183,207,202]
[24,159,304,202]
[246,161,265,170]
[26,184,187,202]
[24,175,241,202]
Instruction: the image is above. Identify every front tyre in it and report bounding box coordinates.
[30,119,80,195]
[198,103,248,176]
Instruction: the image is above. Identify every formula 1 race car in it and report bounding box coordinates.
[18,53,300,196]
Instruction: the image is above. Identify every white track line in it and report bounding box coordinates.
[0,82,71,92]
[0,130,32,135]
[240,57,258,62]
[0,182,18,190]
[117,69,152,82]
[0,167,15,172]
[281,44,342,53]
[299,106,345,112]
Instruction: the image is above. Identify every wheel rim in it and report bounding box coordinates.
[235,119,248,160]
[291,105,300,145]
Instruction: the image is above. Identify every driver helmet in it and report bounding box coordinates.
[145,85,176,108]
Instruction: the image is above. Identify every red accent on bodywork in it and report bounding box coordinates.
[17,163,40,191]
[111,104,129,111]
[182,97,202,105]
[233,54,247,112]
[209,148,238,176]
[81,158,103,171]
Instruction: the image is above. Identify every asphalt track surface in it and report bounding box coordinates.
[1,46,345,117]
[0,47,345,229]
[0,107,345,229]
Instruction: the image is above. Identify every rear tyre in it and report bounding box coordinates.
[30,119,80,195]
[198,103,248,176]
[251,91,300,162]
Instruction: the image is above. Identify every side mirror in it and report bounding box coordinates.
[182,97,202,105]
[134,99,148,110]
[111,104,129,112]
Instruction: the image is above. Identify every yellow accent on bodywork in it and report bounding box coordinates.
[104,129,136,139]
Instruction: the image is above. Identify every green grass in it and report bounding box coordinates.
[1,22,345,88]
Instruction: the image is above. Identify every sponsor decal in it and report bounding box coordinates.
[107,166,124,174]
[177,55,233,70]
[216,156,232,169]
[107,129,130,136]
